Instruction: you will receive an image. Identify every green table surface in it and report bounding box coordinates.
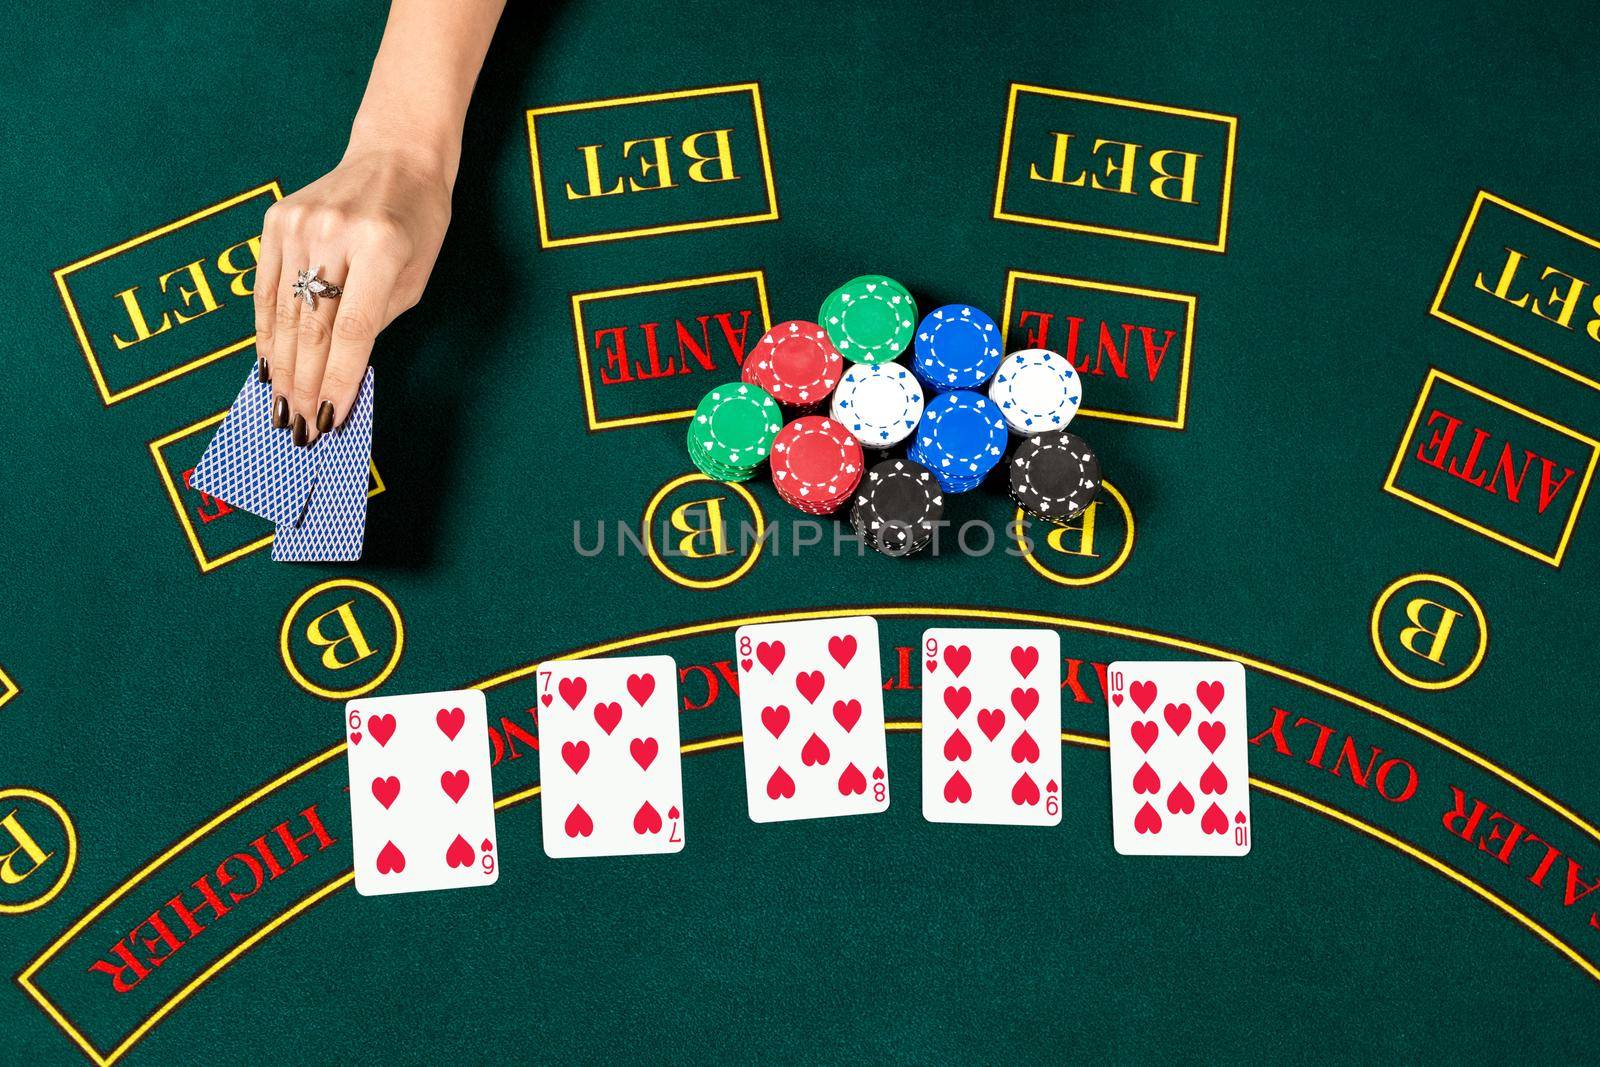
[3,1,1599,1062]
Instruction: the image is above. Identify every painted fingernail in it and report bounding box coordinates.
[271,395,289,429]
[257,357,270,383]
[291,413,309,447]
[316,400,334,434]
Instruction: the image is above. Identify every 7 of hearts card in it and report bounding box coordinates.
[536,655,685,859]
[1106,660,1252,857]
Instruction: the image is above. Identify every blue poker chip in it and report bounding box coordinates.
[912,304,1002,392]
[910,390,1007,493]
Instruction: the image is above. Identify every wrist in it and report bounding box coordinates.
[344,112,462,188]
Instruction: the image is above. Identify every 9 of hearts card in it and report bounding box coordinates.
[1106,660,1252,857]
[921,628,1062,826]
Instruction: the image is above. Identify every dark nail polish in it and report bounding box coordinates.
[316,400,334,434]
[291,413,309,447]
[257,356,269,383]
[271,395,289,429]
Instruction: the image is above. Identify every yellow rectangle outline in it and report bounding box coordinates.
[571,269,772,431]
[1429,189,1600,393]
[993,84,1238,253]
[999,269,1195,430]
[53,182,283,406]
[526,82,780,249]
[148,411,387,573]
[1382,366,1600,567]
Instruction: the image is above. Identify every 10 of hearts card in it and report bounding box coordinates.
[1106,660,1252,856]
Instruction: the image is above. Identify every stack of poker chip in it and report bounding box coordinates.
[769,415,863,515]
[686,382,782,483]
[820,274,917,364]
[906,390,1007,494]
[988,348,1081,435]
[829,362,925,450]
[1008,429,1102,522]
[741,320,843,409]
[911,304,1002,393]
[849,458,944,557]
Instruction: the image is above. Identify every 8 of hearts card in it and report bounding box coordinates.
[736,616,890,823]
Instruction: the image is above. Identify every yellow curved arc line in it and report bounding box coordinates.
[478,605,1600,849]
[20,607,1600,1065]
[1252,780,1600,982]
[19,733,1600,1067]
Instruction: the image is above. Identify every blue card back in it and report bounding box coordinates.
[191,367,326,525]
[272,368,375,562]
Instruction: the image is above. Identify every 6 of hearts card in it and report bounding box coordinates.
[922,628,1062,826]
[736,616,890,823]
[345,689,499,896]
[1106,660,1251,856]
[536,655,685,859]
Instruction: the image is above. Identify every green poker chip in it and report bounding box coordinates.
[820,274,917,364]
[686,383,781,480]
[686,425,757,483]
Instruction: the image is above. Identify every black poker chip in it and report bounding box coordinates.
[850,458,944,557]
[1008,430,1101,522]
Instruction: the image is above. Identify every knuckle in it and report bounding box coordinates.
[320,365,356,399]
[354,214,405,247]
[297,312,332,348]
[274,302,301,330]
[270,200,306,230]
[311,208,344,240]
[332,308,376,344]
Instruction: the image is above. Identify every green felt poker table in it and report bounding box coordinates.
[4,1,1600,1061]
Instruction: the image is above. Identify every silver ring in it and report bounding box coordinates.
[291,267,343,310]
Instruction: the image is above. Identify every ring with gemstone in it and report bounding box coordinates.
[291,267,343,310]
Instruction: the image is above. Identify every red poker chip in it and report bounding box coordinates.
[770,415,863,514]
[742,321,843,408]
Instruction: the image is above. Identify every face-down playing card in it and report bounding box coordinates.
[736,616,890,823]
[922,628,1062,825]
[536,655,685,859]
[191,365,327,526]
[1106,661,1251,856]
[273,368,375,561]
[346,689,499,896]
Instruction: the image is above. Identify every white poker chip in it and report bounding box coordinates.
[829,362,925,448]
[987,348,1082,435]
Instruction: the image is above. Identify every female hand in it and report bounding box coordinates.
[253,143,452,445]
